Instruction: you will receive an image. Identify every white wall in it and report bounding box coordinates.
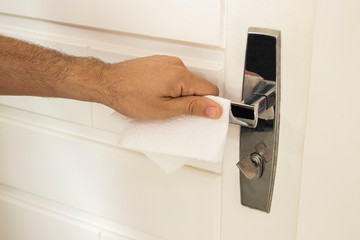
[297,0,360,239]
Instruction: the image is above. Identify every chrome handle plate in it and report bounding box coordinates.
[234,27,281,212]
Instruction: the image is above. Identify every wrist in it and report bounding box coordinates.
[64,56,110,104]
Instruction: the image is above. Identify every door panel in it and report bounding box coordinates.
[0,118,222,240]
[0,0,224,46]
[0,198,100,240]
[0,96,93,126]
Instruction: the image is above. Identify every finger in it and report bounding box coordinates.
[180,72,219,97]
[165,96,223,119]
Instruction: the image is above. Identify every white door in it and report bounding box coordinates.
[1,0,357,239]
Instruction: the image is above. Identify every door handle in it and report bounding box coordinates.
[230,27,281,212]
[230,80,275,128]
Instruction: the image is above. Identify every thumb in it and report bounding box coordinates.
[168,96,223,119]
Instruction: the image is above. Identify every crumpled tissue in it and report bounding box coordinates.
[111,96,230,173]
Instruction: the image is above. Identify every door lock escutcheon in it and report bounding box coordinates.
[230,27,281,213]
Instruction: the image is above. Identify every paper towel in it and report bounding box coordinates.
[111,96,230,173]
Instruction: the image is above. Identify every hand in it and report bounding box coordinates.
[98,55,222,120]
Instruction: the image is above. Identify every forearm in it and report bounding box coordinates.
[0,35,105,103]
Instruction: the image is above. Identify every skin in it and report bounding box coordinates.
[0,35,222,120]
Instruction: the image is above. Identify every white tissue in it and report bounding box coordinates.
[111,96,230,173]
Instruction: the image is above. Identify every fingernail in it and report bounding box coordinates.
[205,107,220,119]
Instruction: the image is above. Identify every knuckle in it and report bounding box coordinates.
[168,56,184,65]
[187,98,200,115]
[168,66,188,80]
[214,85,220,95]
[170,56,181,61]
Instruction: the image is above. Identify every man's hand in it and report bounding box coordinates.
[98,55,222,119]
[0,36,222,120]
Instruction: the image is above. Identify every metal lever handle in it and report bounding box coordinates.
[229,80,275,128]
